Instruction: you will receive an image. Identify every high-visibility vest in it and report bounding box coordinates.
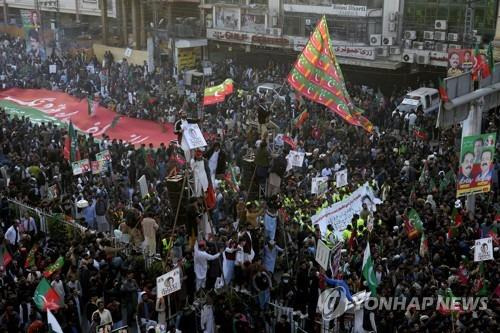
[342,229,352,241]
[357,218,365,229]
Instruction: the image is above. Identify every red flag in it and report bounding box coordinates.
[438,78,449,102]
[403,215,419,240]
[282,135,297,149]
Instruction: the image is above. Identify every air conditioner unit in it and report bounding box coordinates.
[382,36,395,46]
[388,22,396,32]
[404,31,417,40]
[370,34,382,46]
[403,39,413,49]
[412,42,424,50]
[474,35,482,43]
[389,12,397,22]
[448,44,461,49]
[435,20,447,30]
[423,31,434,40]
[435,42,448,52]
[416,53,430,65]
[424,41,435,50]
[390,46,401,55]
[434,31,446,41]
[376,46,388,57]
[402,52,415,63]
[448,33,459,42]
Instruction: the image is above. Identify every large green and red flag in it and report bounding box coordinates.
[287,16,373,132]
[419,232,429,257]
[0,245,12,268]
[472,44,491,80]
[408,208,424,234]
[33,278,62,311]
[203,79,234,105]
[43,256,64,278]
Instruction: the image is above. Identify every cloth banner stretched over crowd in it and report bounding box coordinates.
[0,88,179,147]
[311,183,382,237]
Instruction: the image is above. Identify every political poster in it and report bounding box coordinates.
[91,160,106,175]
[288,150,305,168]
[20,10,46,60]
[457,133,496,197]
[138,175,148,198]
[335,169,348,188]
[71,159,90,175]
[182,123,207,149]
[447,49,473,77]
[312,183,382,237]
[311,177,329,195]
[474,237,493,262]
[315,240,330,271]
[96,150,111,161]
[157,267,182,298]
[49,64,57,74]
[47,184,58,199]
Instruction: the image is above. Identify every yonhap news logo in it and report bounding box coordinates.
[318,288,489,320]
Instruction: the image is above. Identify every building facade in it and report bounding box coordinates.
[201,0,499,79]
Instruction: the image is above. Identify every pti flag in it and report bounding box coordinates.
[33,278,62,311]
[286,16,373,132]
[63,121,79,162]
[0,245,12,268]
[203,79,234,105]
[43,256,64,278]
[457,133,496,197]
[25,244,38,268]
[362,242,378,296]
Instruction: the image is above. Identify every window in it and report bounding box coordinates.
[283,16,301,36]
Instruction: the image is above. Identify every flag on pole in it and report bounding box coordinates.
[419,232,428,257]
[63,122,80,162]
[294,109,309,128]
[203,79,234,105]
[487,42,495,74]
[47,309,63,333]
[0,245,12,268]
[286,16,373,132]
[33,278,62,311]
[43,256,64,278]
[362,242,378,296]
[24,244,38,268]
[282,135,297,149]
[408,208,424,234]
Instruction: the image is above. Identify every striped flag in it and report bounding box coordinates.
[0,245,12,268]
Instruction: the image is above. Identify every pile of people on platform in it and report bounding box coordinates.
[0,45,499,333]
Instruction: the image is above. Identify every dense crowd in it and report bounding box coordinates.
[0,34,499,333]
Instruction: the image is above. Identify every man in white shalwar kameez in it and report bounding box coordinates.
[200,297,215,333]
[191,150,210,197]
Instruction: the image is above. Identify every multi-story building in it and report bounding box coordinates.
[201,0,499,86]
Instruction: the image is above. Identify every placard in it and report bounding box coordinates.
[96,150,111,161]
[315,240,330,271]
[312,177,329,195]
[49,64,57,74]
[138,175,148,198]
[330,242,343,277]
[47,184,58,199]
[124,48,133,57]
[336,169,348,188]
[91,160,106,174]
[288,150,305,168]
[157,267,182,298]
[182,123,207,149]
[71,159,90,175]
[474,237,493,262]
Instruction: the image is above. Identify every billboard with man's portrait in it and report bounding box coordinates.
[20,9,46,60]
[457,133,496,197]
[447,49,473,77]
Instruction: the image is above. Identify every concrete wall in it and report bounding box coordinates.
[92,43,148,65]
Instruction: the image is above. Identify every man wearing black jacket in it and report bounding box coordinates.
[206,142,227,182]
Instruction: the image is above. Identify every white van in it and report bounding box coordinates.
[256,83,295,102]
[394,87,440,116]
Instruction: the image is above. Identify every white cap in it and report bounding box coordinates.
[76,199,89,208]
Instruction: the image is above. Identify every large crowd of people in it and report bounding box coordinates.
[0,33,499,333]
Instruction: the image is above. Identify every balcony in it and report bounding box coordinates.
[204,0,246,5]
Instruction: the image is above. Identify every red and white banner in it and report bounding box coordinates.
[0,88,177,147]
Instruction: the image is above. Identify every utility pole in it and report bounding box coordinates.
[100,0,108,45]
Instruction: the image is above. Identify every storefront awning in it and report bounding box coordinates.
[175,39,208,48]
[337,57,404,70]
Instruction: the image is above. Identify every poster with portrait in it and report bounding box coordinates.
[215,7,240,29]
[72,159,91,175]
[20,10,46,61]
[96,150,112,162]
[182,124,207,149]
[138,175,148,198]
[447,49,473,77]
[311,177,329,195]
[457,133,496,197]
[335,169,348,188]
[91,160,106,175]
[315,240,330,271]
[474,237,493,262]
[157,267,182,298]
[288,150,305,168]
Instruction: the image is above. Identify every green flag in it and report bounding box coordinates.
[43,256,64,278]
[33,278,62,311]
[69,122,78,162]
[408,208,424,233]
[362,242,378,296]
[419,232,428,257]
